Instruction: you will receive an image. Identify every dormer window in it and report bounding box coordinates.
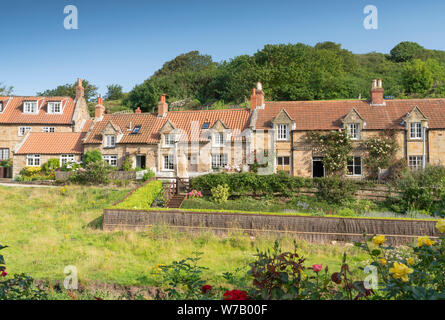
[277,124,289,141]
[410,122,423,139]
[214,132,224,146]
[23,101,38,114]
[348,123,360,140]
[48,102,62,114]
[164,134,175,146]
[105,135,116,148]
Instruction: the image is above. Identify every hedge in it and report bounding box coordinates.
[190,172,365,203]
[113,180,163,210]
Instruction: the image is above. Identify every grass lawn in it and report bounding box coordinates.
[0,185,369,289]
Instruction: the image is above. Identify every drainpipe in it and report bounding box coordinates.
[422,120,428,169]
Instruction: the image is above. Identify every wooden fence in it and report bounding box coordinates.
[103,208,439,245]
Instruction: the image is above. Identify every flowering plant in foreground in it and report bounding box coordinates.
[185,189,203,200]
[355,219,445,300]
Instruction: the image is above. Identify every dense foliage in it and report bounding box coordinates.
[113,179,163,210]
[307,130,353,176]
[37,79,98,101]
[363,131,399,179]
[123,42,445,112]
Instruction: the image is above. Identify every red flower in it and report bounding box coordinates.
[202,285,212,294]
[223,290,248,300]
[312,264,323,273]
[1,269,7,277]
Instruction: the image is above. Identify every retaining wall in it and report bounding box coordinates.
[103,208,439,245]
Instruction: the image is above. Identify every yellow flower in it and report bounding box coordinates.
[389,262,413,282]
[407,257,415,266]
[379,258,387,265]
[372,235,386,246]
[154,264,165,273]
[436,219,445,233]
[417,236,435,247]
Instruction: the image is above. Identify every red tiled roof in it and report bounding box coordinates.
[84,108,251,144]
[0,96,75,124]
[255,99,445,130]
[15,132,85,154]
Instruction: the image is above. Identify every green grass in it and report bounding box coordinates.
[0,185,369,289]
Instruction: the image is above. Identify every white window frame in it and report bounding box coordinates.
[163,155,174,171]
[164,134,175,147]
[23,101,38,114]
[0,102,3,112]
[348,123,360,140]
[18,126,31,137]
[214,132,225,146]
[410,122,422,140]
[0,148,9,161]
[277,124,289,141]
[105,135,116,148]
[212,154,228,169]
[42,127,55,133]
[347,156,362,176]
[60,154,75,167]
[26,154,41,167]
[409,156,423,171]
[48,102,62,114]
[103,155,118,167]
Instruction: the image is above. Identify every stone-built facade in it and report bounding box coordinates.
[6,78,445,180]
[82,95,252,178]
[249,79,445,178]
[1,78,91,176]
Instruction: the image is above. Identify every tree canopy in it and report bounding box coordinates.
[37,80,98,101]
[0,83,13,95]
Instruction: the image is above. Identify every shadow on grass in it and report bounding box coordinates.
[86,214,104,230]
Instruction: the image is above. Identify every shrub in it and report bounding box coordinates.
[313,177,359,204]
[336,208,356,217]
[385,159,408,182]
[60,162,82,172]
[114,180,163,210]
[20,166,42,177]
[122,157,132,171]
[82,150,102,166]
[395,165,445,213]
[0,159,11,167]
[41,158,60,174]
[142,169,156,182]
[70,161,114,185]
[211,184,230,204]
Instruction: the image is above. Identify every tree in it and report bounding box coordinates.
[0,83,13,95]
[402,59,445,96]
[153,51,216,78]
[82,150,102,166]
[105,84,124,100]
[390,42,425,62]
[38,80,98,101]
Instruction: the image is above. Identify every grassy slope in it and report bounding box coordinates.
[0,185,368,287]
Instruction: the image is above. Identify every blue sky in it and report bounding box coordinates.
[1,0,445,96]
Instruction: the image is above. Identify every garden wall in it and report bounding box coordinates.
[103,209,439,245]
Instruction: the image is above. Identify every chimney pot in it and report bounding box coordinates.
[135,107,142,114]
[94,95,105,119]
[157,94,168,117]
[370,79,384,106]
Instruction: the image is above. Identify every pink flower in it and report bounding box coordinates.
[312,264,323,273]
[1,269,7,277]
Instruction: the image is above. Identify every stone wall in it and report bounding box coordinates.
[103,208,439,245]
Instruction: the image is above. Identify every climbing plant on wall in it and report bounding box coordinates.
[363,130,399,179]
[306,130,352,176]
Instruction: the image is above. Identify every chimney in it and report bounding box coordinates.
[75,78,84,100]
[370,78,385,106]
[135,107,142,114]
[157,94,168,117]
[250,82,265,110]
[95,95,105,119]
